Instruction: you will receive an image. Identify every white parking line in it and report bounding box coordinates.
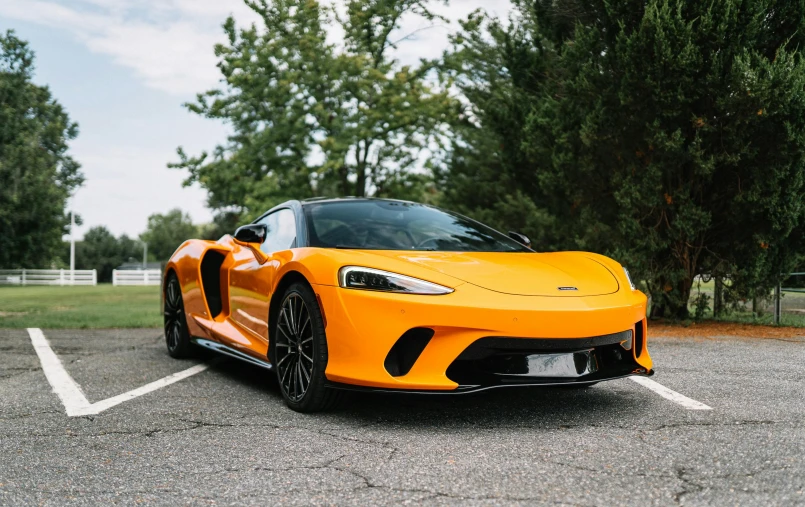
[27,328,210,417]
[630,376,712,410]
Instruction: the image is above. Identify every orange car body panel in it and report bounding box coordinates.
[166,237,653,391]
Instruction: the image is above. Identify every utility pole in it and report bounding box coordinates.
[70,210,75,284]
[143,242,147,270]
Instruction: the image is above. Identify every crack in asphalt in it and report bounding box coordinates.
[330,462,594,505]
[1,416,801,440]
[673,466,704,504]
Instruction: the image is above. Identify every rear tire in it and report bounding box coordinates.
[164,272,192,359]
[272,282,342,412]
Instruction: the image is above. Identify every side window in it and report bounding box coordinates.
[256,209,297,254]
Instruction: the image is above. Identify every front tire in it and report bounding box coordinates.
[272,282,341,412]
[164,272,192,358]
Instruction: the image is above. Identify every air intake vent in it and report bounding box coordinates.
[384,328,434,377]
[200,250,226,318]
[634,319,645,358]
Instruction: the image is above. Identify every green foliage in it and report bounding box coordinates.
[197,211,242,240]
[140,208,198,261]
[691,291,711,321]
[442,0,805,318]
[438,6,560,248]
[0,31,83,268]
[74,226,143,283]
[173,0,458,219]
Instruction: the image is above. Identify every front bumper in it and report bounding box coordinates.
[313,282,653,391]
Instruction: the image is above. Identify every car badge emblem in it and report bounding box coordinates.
[557,286,578,291]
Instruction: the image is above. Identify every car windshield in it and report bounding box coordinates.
[303,200,531,252]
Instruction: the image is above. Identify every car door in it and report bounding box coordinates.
[225,208,297,358]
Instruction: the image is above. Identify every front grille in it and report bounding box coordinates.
[446,331,640,386]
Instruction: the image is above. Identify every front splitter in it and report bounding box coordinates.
[324,368,654,395]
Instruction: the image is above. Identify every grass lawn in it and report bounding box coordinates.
[0,285,162,329]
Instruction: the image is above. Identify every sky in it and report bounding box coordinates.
[0,0,512,239]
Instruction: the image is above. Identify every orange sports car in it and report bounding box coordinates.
[163,198,653,412]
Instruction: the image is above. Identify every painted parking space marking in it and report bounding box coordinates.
[27,328,211,417]
[629,376,712,410]
[27,327,712,414]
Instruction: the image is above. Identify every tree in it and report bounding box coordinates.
[0,31,83,268]
[197,210,242,241]
[171,0,458,221]
[75,227,141,283]
[140,209,198,261]
[443,0,805,318]
[438,7,560,249]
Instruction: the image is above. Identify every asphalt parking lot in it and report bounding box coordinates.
[1,328,804,506]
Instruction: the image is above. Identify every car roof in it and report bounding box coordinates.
[299,196,420,206]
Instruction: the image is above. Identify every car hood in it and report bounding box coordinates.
[368,251,620,296]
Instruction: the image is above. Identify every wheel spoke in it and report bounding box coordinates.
[277,317,293,341]
[168,282,178,307]
[299,315,310,336]
[280,359,293,386]
[292,359,300,399]
[299,359,311,384]
[275,353,292,368]
[295,360,303,399]
[295,298,305,335]
[288,297,297,336]
[279,308,294,338]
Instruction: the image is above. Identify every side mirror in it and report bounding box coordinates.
[508,231,532,249]
[234,224,267,245]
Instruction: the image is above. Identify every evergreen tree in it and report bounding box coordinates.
[444,0,805,318]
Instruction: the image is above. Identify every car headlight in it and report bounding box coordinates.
[338,266,454,295]
[623,267,636,291]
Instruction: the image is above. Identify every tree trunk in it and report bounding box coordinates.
[714,277,723,318]
[649,300,665,319]
[354,140,369,197]
[339,165,350,196]
[355,167,366,197]
[674,278,692,319]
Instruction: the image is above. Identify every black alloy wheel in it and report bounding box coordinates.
[273,282,342,412]
[164,273,192,358]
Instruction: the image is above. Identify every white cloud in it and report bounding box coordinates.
[0,0,258,94]
[1,0,511,95]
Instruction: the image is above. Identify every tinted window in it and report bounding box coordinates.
[256,209,297,253]
[304,200,530,252]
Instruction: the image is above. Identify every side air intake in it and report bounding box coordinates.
[200,250,226,318]
[384,328,434,377]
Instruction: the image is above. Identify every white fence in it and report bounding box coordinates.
[112,269,162,286]
[0,269,97,286]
